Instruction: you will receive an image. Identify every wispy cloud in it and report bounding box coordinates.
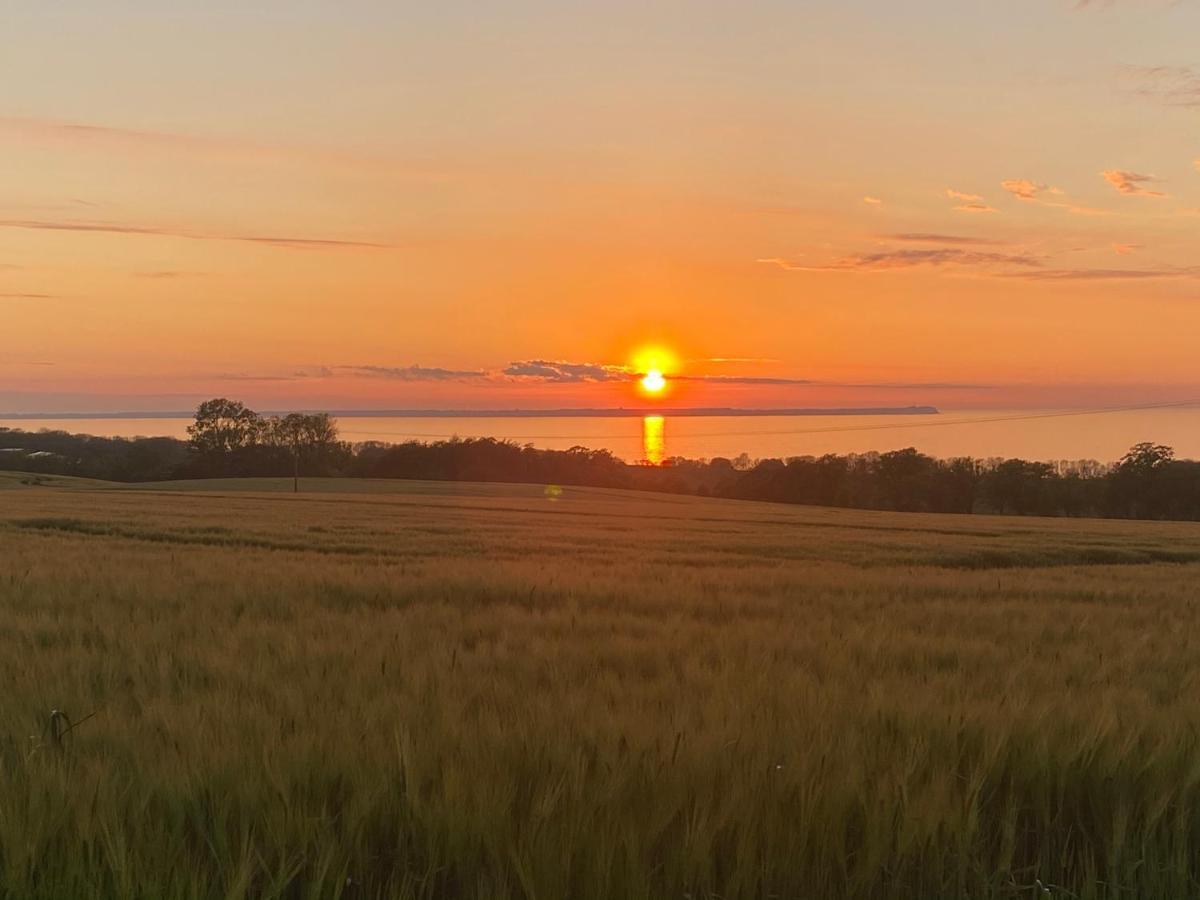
[674,374,814,385]
[1076,0,1182,8]
[220,364,489,383]
[1001,179,1064,201]
[503,360,631,383]
[214,372,302,382]
[881,233,1003,245]
[946,189,998,213]
[335,365,486,381]
[0,117,245,153]
[954,202,998,214]
[759,247,1040,272]
[843,382,996,390]
[236,236,391,250]
[0,116,406,173]
[1120,64,1200,108]
[0,219,390,250]
[764,245,1197,282]
[0,292,56,299]
[863,196,883,206]
[1003,266,1197,281]
[1102,170,1166,197]
[699,357,783,364]
[999,179,1105,215]
[946,189,983,202]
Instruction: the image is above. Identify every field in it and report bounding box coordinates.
[3,474,1200,898]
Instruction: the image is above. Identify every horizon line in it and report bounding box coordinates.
[0,405,941,420]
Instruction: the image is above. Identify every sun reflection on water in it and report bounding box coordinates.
[642,415,665,465]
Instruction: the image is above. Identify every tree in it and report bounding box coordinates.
[1109,443,1177,519]
[187,399,264,456]
[876,448,937,511]
[979,459,1056,515]
[1117,442,1174,474]
[265,412,347,489]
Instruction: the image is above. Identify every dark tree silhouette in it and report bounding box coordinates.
[187,399,264,456]
[5,404,1200,522]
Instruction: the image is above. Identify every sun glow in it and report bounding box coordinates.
[632,345,676,397]
[641,369,666,393]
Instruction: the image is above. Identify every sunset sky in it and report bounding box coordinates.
[3,0,1200,413]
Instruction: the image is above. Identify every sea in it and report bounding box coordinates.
[4,407,1200,465]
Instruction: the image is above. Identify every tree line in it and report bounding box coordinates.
[2,398,1197,520]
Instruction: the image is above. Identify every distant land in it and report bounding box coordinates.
[0,406,940,420]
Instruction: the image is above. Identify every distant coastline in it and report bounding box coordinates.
[0,406,940,420]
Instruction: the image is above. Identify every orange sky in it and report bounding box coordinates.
[3,1,1199,413]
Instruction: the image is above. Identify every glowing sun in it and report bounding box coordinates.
[632,345,676,397]
[641,369,666,393]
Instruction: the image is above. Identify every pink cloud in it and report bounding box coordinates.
[1102,170,1166,197]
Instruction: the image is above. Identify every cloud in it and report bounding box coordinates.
[1001,179,1059,201]
[999,180,1106,215]
[1077,0,1182,8]
[0,116,400,172]
[1003,266,1197,281]
[829,381,997,390]
[699,357,783,364]
[503,360,631,383]
[213,372,302,382]
[335,365,486,381]
[0,219,390,250]
[675,374,814,385]
[1112,242,1142,255]
[236,236,391,250]
[136,270,196,279]
[862,196,882,206]
[0,292,55,299]
[0,117,240,153]
[882,233,1003,245]
[944,188,1000,213]
[1120,64,1200,108]
[759,247,1040,272]
[1101,170,1166,197]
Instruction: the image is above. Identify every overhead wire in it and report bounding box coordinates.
[335,399,1200,442]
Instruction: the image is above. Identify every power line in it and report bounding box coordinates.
[335,399,1200,442]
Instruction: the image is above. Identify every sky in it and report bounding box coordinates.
[2,0,1200,413]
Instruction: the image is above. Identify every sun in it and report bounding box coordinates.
[641,369,666,393]
[632,345,677,397]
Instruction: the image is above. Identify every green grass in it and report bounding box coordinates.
[0,470,110,490]
[3,478,1200,898]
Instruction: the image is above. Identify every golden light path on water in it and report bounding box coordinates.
[642,415,665,465]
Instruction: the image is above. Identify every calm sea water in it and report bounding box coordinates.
[4,408,1200,465]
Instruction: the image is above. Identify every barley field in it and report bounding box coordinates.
[3,473,1200,898]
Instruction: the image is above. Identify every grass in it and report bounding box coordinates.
[0,470,108,491]
[3,476,1200,897]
